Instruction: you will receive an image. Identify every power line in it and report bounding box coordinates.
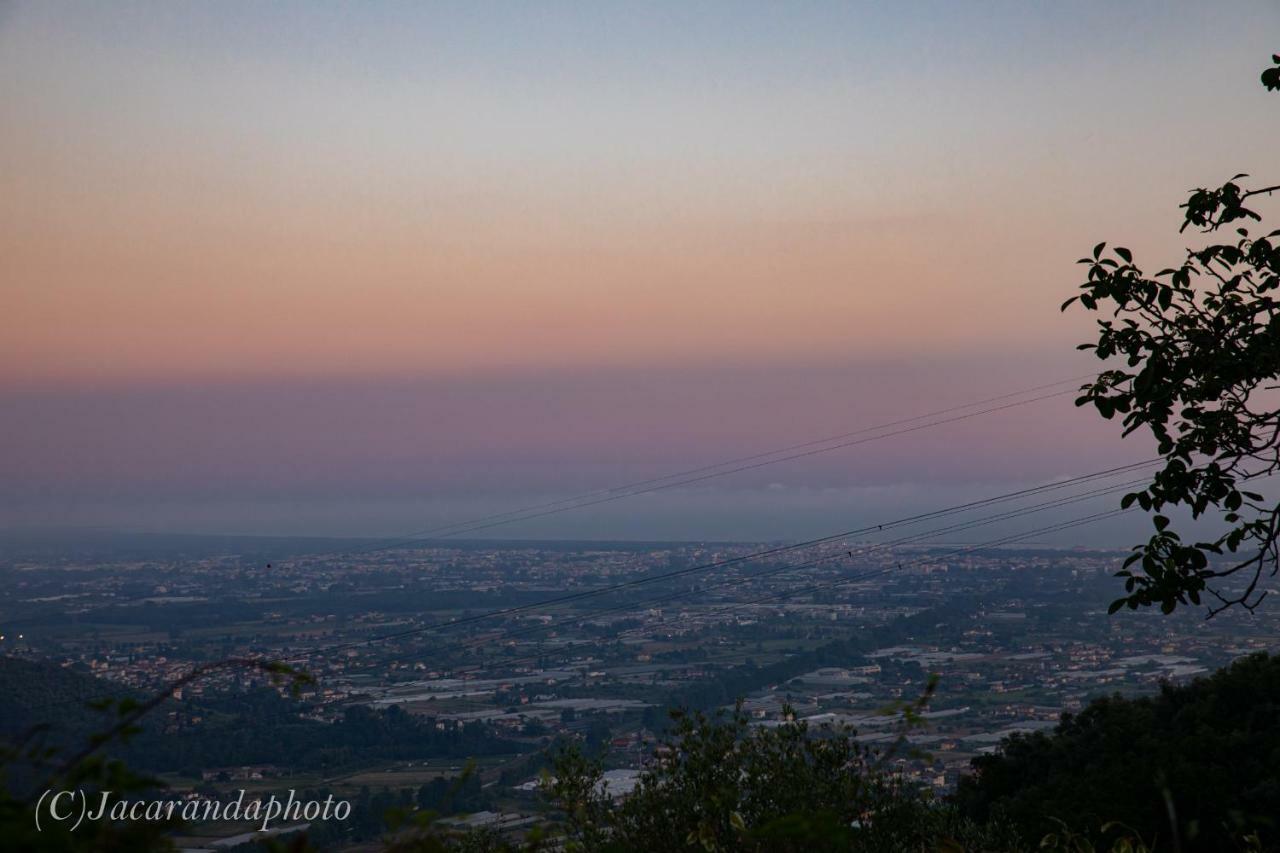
[14,461,1153,716]
[428,470,1274,679]
[337,376,1090,553]
[2,377,1089,631]
[301,460,1151,659]
[439,473,1150,658]
[14,467,1164,716]
[626,508,1133,650]
[409,506,1137,683]
[384,476,1149,664]
[710,508,1133,626]
[296,460,1155,662]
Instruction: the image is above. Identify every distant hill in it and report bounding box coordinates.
[0,656,528,786]
[0,657,139,793]
[0,656,134,743]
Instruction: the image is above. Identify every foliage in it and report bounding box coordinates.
[0,655,532,852]
[0,658,526,779]
[1064,55,1280,615]
[954,652,1280,851]
[0,722,176,852]
[0,657,320,852]
[544,699,1019,852]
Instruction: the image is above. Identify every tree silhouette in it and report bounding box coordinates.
[1065,55,1280,616]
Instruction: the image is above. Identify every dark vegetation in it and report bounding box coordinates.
[378,658,1280,850]
[541,700,1021,853]
[956,652,1280,851]
[4,48,1279,853]
[8,654,1280,850]
[1066,55,1280,616]
[0,657,527,782]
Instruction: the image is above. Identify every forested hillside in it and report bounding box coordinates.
[955,652,1280,849]
[0,657,528,779]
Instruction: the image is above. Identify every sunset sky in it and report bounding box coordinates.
[3,1,1278,540]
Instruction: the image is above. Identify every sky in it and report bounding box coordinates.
[2,1,1278,541]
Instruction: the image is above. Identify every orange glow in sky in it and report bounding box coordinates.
[1,2,1276,537]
